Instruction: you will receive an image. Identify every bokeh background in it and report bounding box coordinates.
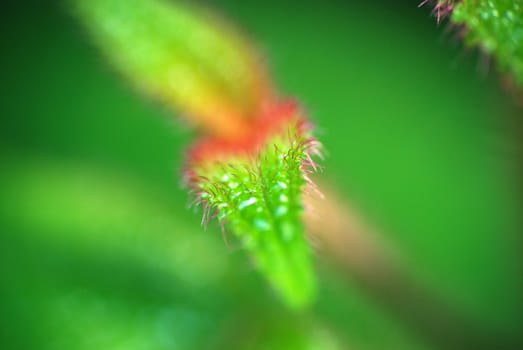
[1,0,522,349]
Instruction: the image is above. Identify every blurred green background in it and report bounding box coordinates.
[1,0,522,349]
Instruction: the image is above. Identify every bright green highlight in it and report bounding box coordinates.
[192,121,317,309]
[452,0,523,85]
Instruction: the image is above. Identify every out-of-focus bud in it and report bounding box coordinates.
[72,0,272,139]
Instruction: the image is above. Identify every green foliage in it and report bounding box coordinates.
[3,0,523,348]
[188,116,318,309]
[452,0,523,85]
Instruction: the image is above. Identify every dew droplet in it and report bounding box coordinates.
[239,197,257,210]
[277,181,288,189]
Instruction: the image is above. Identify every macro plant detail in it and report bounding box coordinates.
[419,0,456,23]
[73,0,321,308]
[70,0,523,312]
[423,0,523,86]
[186,101,320,308]
[452,0,523,85]
[3,0,520,348]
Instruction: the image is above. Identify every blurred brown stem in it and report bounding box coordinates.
[305,182,522,350]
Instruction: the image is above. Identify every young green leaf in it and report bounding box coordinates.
[185,102,320,309]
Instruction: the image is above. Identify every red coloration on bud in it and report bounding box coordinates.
[419,0,456,23]
[186,100,311,167]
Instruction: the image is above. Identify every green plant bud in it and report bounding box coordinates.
[452,0,523,85]
[186,102,320,309]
